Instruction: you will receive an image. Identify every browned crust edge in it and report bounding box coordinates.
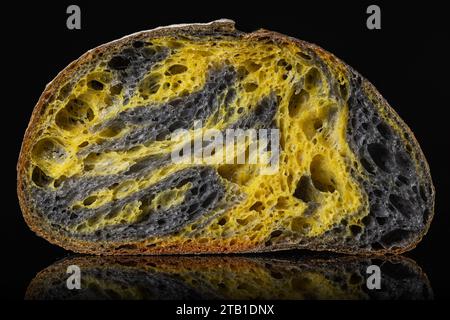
[17,20,435,256]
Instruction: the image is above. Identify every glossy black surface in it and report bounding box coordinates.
[3,0,449,300]
[26,254,432,300]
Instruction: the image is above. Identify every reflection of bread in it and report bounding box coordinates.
[17,19,434,255]
[26,255,432,300]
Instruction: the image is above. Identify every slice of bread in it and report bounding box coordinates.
[26,255,432,300]
[17,19,434,255]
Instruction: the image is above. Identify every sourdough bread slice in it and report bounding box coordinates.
[17,19,434,255]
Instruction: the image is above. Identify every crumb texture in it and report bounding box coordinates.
[344,75,433,251]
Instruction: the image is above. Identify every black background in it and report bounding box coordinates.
[2,0,449,301]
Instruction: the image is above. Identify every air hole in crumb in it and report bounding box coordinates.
[360,157,375,174]
[350,225,362,235]
[389,194,413,218]
[243,82,258,92]
[202,193,216,208]
[293,176,315,202]
[395,151,411,170]
[339,83,348,100]
[132,41,144,48]
[53,175,66,188]
[32,138,66,163]
[99,123,124,138]
[368,143,392,173]
[397,175,409,185]
[310,155,336,192]
[55,98,94,130]
[87,80,104,91]
[313,119,323,131]
[305,67,321,90]
[270,230,282,237]
[270,271,283,279]
[419,185,428,202]
[165,64,188,75]
[244,60,261,72]
[249,201,264,212]
[297,51,312,60]
[108,56,130,70]
[380,229,412,247]
[83,196,97,206]
[110,84,123,95]
[288,89,309,117]
[377,122,392,139]
[31,166,52,187]
[140,73,161,95]
[376,217,387,225]
[291,217,309,232]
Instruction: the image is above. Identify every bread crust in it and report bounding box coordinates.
[17,19,435,255]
